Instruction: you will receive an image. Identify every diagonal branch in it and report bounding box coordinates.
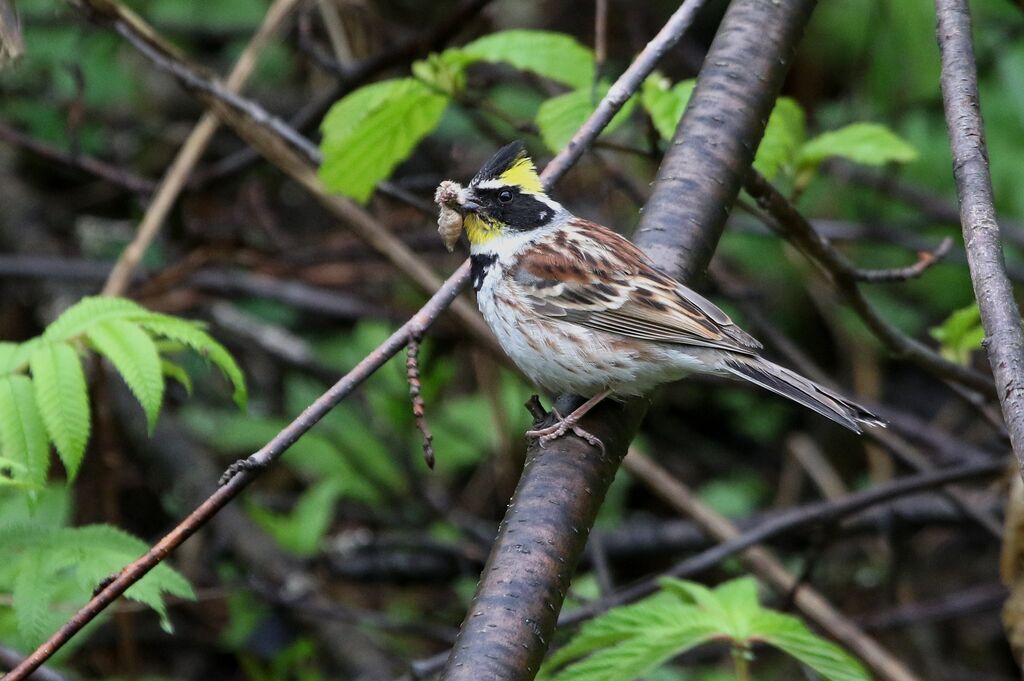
[934,0,1024,479]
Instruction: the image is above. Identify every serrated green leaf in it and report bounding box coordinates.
[641,77,695,142]
[43,297,149,343]
[1,521,194,643]
[161,360,193,395]
[319,78,448,203]
[535,84,636,152]
[138,315,247,410]
[4,338,42,375]
[29,344,90,481]
[60,524,195,633]
[87,320,164,431]
[752,610,869,681]
[0,375,49,488]
[754,97,806,179]
[462,30,594,89]
[542,592,719,681]
[13,560,53,642]
[798,122,919,169]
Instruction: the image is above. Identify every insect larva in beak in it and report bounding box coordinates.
[434,180,464,252]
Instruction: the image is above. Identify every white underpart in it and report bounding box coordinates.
[471,204,718,399]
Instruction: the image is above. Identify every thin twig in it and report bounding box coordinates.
[851,236,954,283]
[743,170,996,396]
[542,0,709,187]
[406,335,435,469]
[100,0,301,296]
[0,119,157,194]
[935,0,1024,480]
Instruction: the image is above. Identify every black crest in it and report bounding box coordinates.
[470,140,526,187]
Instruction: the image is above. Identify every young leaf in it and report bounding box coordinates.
[0,375,49,488]
[87,320,164,431]
[138,315,247,409]
[461,30,594,89]
[319,78,448,203]
[751,610,869,681]
[535,85,636,152]
[753,97,806,179]
[29,343,90,480]
[797,122,918,169]
[42,296,149,343]
[641,77,695,141]
[930,303,984,365]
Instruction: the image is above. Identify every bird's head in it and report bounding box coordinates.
[457,141,563,247]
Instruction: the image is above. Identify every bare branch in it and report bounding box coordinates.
[100,0,301,296]
[743,170,995,396]
[935,0,1024,480]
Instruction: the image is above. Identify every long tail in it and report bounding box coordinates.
[722,356,885,434]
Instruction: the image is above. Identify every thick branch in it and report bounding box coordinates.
[438,1,816,679]
[935,0,1024,477]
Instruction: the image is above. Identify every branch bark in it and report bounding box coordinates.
[439,1,819,679]
[934,0,1024,479]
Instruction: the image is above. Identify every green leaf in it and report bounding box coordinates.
[930,303,984,365]
[641,77,695,142]
[29,344,90,481]
[461,30,594,89]
[138,315,247,410]
[161,360,193,395]
[753,97,806,179]
[13,558,52,642]
[542,592,719,681]
[798,122,919,169]
[248,479,342,556]
[87,320,164,431]
[0,342,18,372]
[319,78,449,203]
[0,376,49,488]
[752,610,869,681]
[535,84,636,152]
[43,297,150,343]
[1,521,194,643]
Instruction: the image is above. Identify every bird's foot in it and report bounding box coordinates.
[526,409,605,454]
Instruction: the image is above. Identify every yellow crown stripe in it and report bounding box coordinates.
[499,156,543,194]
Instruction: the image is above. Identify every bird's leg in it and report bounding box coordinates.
[526,389,612,453]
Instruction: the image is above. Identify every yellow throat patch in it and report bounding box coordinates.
[464,213,499,245]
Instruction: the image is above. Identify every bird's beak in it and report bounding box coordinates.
[459,198,482,214]
[457,188,482,214]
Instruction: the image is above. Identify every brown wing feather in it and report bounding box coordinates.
[512,219,762,354]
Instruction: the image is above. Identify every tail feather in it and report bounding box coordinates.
[723,357,885,434]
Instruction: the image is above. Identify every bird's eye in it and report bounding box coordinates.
[498,189,514,204]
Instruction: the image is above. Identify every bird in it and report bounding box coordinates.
[450,140,884,450]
